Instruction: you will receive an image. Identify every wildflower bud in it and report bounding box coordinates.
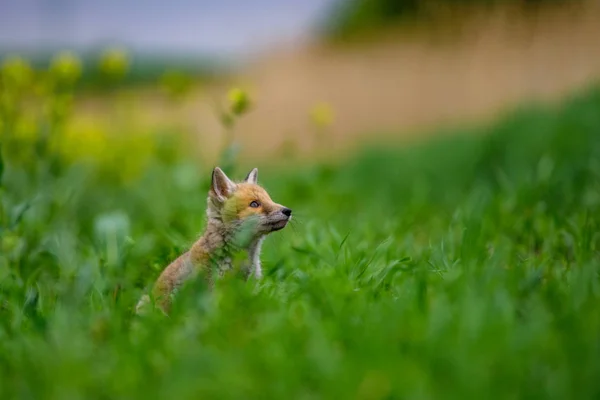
[50,51,82,84]
[1,56,33,88]
[310,102,334,128]
[99,47,130,80]
[227,87,251,116]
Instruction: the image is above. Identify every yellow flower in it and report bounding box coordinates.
[99,47,130,79]
[227,87,251,116]
[54,117,108,162]
[1,55,33,88]
[50,51,82,84]
[310,102,334,128]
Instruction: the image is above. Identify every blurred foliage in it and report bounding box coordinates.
[324,0,577,40]
[49,51,83,85]
[217,87,254,174]
[0,49,225,92]
[1,50,600,398]
[159,70,194,102]
[98,47,130,82]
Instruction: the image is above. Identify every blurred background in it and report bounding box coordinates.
[1,0,600,164]
[3,3,600,397]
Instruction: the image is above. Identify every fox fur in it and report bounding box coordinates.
[136,167,291,314]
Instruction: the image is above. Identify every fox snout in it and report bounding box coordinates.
[272,205,292,218]
[265,205,292,232]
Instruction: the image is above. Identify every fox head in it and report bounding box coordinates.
[207,167,292,238]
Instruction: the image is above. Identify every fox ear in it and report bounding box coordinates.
[210,167,236,200]
[245,168,258,184]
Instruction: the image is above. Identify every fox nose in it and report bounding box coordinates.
[281,207,292,217]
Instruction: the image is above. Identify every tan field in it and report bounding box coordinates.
[76,1,600,164]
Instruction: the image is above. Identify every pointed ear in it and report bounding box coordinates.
[245,168,258,184]
[210,167,236,200]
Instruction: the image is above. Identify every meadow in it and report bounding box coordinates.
[1,56,600,399]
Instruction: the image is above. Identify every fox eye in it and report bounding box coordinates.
[249,201,260,208]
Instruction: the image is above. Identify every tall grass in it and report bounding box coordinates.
[1,56,599,399]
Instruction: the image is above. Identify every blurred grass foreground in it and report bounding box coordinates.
[2,33,600,400]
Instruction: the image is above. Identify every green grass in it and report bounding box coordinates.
[1,82,600,399]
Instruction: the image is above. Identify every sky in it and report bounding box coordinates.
[0,0,340,56]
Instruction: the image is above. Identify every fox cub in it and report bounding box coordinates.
[136,167,292,314]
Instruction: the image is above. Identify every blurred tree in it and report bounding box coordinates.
[324,0,575,40]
